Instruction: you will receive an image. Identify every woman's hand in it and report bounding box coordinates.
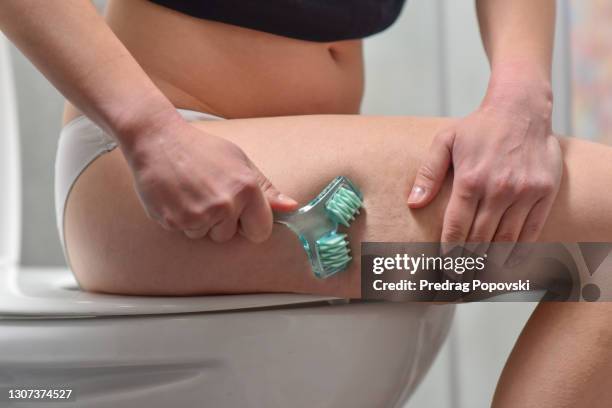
[408,85,562,251]
[119,114,298,243]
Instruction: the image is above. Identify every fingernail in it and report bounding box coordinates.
[277,194,298,206]
[408,186,426,204]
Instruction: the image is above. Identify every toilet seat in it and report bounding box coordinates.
[0,266,341,318]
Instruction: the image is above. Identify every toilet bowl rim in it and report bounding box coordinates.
[0,266,344,318]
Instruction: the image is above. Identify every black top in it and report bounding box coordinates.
[148,0,407,42]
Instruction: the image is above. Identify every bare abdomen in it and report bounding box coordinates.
[103,0,365,119]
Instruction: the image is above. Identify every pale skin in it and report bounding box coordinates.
[64,116,612,297]
[1,0,611,407]
[409,0,561,256]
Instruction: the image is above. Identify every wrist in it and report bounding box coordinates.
[482,61,553,120]
[110,96,185,159]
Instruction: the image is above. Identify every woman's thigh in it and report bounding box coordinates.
[64,115,452,296]
[64,114,612,296]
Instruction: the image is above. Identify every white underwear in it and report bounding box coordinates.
[54,109,223,263]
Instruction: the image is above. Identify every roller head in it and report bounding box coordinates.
[325,186,363,227]
[316,232,352,276]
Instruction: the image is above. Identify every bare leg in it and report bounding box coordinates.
[493,302,612,408]
[64,115,612,296]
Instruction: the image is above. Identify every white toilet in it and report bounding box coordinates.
[0,34,455,408]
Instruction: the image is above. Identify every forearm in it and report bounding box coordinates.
[0,0,179,146]
[477,0,555,79]
[476,0,555,112]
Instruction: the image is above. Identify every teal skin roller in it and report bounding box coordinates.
[273,176,364,279]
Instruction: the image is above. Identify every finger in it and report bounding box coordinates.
[268,192,299,212]
[250,163,299,212]
[516,196,555,243]
[440,185,480,255]
[492,203,533,242]
[141,204,175,232]
[488,201,534,266]
[178,202,227,239]
[208,214,240,243]
[408,130,455,208]
[239,185,274,243]
[157,217,176,232]
[157,212,182,232]
[505,197,555,267]
[181,212,220,239]
[207,196,246,243]
[184,226,211,240]
[465,198,511,256]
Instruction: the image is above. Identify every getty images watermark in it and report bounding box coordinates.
[360,242,612,302]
